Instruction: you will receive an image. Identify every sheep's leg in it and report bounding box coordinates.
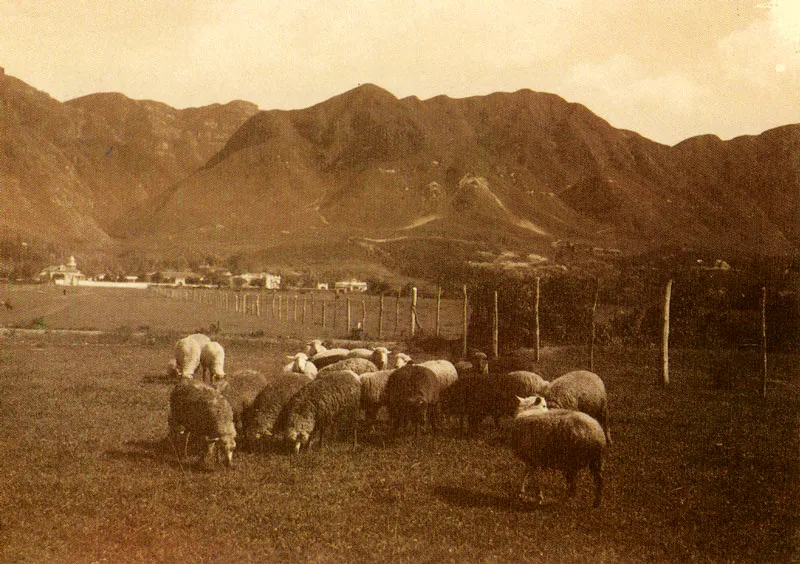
[430,405,440,435]
[601,404,612,445]
[590,458,604,508]
[352,419,359,448]
[564,469,578,499]
[520,468,544,504]
[180,431,190,459]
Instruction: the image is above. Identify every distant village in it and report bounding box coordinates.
[36,256,369,293]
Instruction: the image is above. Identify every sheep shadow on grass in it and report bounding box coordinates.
[433,485,554,513]
[104,438,221,472]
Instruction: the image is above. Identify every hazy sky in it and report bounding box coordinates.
[2,0,798,145]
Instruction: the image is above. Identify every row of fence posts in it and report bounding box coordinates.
[153,277,771,396]
[153,285,463,341]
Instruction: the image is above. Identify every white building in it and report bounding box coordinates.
[334,279,368,293]
[240,272,282,289]
[38,256,85,286]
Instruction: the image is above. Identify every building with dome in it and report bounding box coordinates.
[38,256,86,286]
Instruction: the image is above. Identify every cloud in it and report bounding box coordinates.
[718,1,800,87]
[567,55,708,113]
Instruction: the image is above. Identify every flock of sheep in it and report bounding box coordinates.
[166,335,612,507]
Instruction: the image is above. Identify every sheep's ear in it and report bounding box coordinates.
[515,395,524,405]
[533,396,543,406]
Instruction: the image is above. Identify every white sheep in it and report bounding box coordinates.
[243,372,314,449]
[509,395,607,507]
[514,394,549,418]
[385,359,458,435]
[539,370,612,445]
[274,369,362,454]
[173,334,209,379]
[310,348,350,369]
[304,339,327,357]
[200,341,225,383]
[213,368,269,433]
[168,377,237,468]
[368,347,392,370]
[318,357,378,377]
[392,352,413,368]
[347,348,375,360]
[359,369,395,430]
[283,352,319,379]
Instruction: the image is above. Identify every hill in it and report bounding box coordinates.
[0,68,258,246]
[1,69,797,276]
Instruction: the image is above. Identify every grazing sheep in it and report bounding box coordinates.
[392,352,413,368]
[174,335,207,378]
[168,377,236,468]
[509,396,607,507]
[359,369,395,430]
[514,394,549,418]
[304,339,327,357]
[347,348,375,360]
[213,368,269,433]
[166,358,180,380]
[454,351,489,377]
[368,347,391,370]
[318,357,378,377]
[283,352,319,379]
[186,333,211,347]
[507,370,550,395]
[541,370,612,445]
[274,369,362,454]
[310,348,350,369]
[441,370,547,434]
[243,372,314,450]
[385,360,458,435]
[200,341,226,383]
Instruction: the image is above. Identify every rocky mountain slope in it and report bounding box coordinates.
[0,69,258,245]
[2,69,797,270]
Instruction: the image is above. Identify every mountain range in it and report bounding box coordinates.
[1,67,797,275]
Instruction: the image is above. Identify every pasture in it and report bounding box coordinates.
[0,285,797,563]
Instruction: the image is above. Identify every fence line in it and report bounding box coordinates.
[151,278,781,394]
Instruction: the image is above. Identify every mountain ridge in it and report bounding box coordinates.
[1,69,797,274]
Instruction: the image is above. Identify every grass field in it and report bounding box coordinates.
[0,286,797,563]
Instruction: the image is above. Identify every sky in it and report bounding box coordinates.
[2,0,799,145]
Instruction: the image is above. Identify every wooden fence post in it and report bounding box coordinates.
[346,297,351,334]
[761,286,768,398]
[589,278,599,371]
[395,289,401,336]
[333,297,338,329]
[302,296,307,324]
[435,285,441,338]
[462,285,468,359]
[272,291,276,318]
[322,299,327,328]
[361,299,366,334]
[410,287,418,338]
[492,290,499,358]
[293,295,298,323]
[311,294,315,325]
[378,293,384,339]
[256,294,261,317]
[662,279,673,388]
[534,276,541,362]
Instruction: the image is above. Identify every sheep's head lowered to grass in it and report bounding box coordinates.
[515,395,548,418]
